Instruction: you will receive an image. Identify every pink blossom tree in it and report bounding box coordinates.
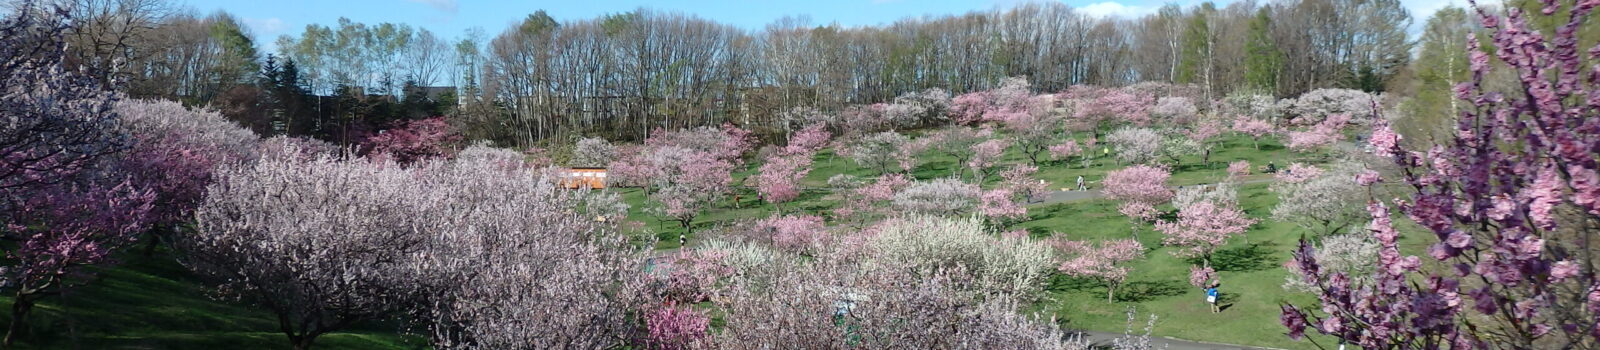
[781,123,831,156]
[361,116,462,164]
[1074,89,1155,128]
[1230,117,1276,150]
[187,156,433,350]
[1004,95,1065,165]
[4,181,154,343]
[1155,200,1256,267]
[1283,113,1351,153]
[979,189,1028,222]
[752,214,829,256]
[1048,140,1083,164]
[1282,4,1600,346]
[999,164,1049,203]
[835,174,911,221]
[1053,239,1146,302]
[1103,165,1173,238]
[644,124,754,164]
[1273,162,1323,184]
[0,12,160,344]
[113,99,259,254]
[949,77,1032,125]
[646,148,735,231]
[1151,97,1199,126]
[923,127,989,178]
[967,138,1011,182]
[1227,160,1251,178]
[755,153,813,213]
[1189,265,1216,289]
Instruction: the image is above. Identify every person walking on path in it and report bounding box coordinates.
[1076,175,1088,191]
[1206,283,1221,313]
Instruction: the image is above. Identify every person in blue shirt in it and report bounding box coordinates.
[1206,283,1221,313]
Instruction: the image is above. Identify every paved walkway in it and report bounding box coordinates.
[1073,330,1284,350]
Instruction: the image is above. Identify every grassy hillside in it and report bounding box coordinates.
[0,250,423,349]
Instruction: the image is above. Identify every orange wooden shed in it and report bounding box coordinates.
[561,167,608,189]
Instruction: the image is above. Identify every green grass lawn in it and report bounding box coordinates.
[0,250,424,350]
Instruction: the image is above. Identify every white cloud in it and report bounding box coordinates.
[243,17,285,35]
[408,0,459,14]
[1076,2,1156,18]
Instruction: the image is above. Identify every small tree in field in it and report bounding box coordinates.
[1230,117,1275,150]
[1004,95,1064,166]
[647,148,734,231]
[892,178,981,217]
[843,131,909,174]
[1053,239,1145,302]
[999,165,1049,203]
[1155,200,1256,267]
[755,153,813,212]
[924,127,989,178]
[751,214,829,256]
[1048,140,1082,164]
[1102,165,1174,235]
[968,138,1010,182]
[834,174,911,221]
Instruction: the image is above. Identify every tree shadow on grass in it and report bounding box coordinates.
[1201,242,1281,272]
[1114,280,1187,302]
[1047,275,1104,293]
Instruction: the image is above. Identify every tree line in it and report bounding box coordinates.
[20,0,1583,149]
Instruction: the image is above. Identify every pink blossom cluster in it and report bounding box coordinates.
[979,188,1028,221]
[949,77,1033,125]
[1274,163,1323,184]
[1189,265,1216,288]
[967,138,1011,180]
[755,153,813,208]
[645,303,710,350]
[781,123,832,156]
[1048,140,1082,161]
[754,215,829,255]
[361,117,463,164]
[834,174,911,220]
[1227,160,1251,178]
[1073,88,1155,126]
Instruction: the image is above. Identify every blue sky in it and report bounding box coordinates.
[179,0,1466,55]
